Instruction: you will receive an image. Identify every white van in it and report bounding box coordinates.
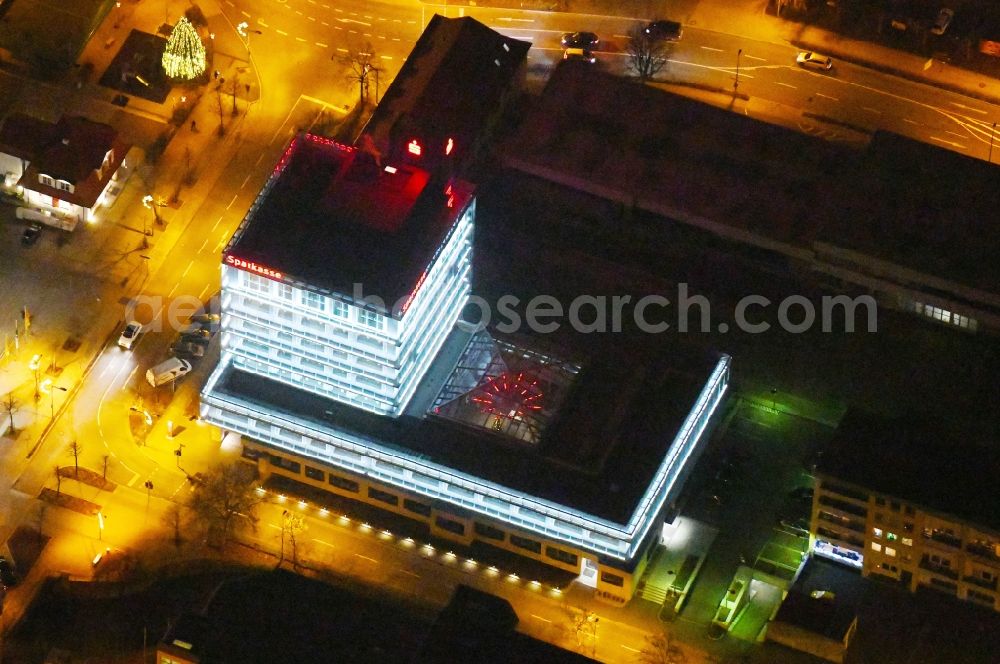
[146,358,192,387]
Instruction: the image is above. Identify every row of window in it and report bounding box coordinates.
[38,173,74,192]
[242,273,385,330]
[911,301,978,331]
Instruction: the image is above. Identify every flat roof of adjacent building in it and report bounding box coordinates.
[211,331,724,525]
[503,63,1000,296]
[817,409,1000,529]
[225,134,473,313]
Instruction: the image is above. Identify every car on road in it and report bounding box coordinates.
[181,329,212,344]
[563,48,596,63]
[796,51,833,70]
[931,8,954,35]
[117,321,142,350]
[146,357,192,387]
[171,341,205,358]
[21,222,42,246]
[810,589,836,601]
[645,20,683,42]
[0,556,18,587]
[561,31,599,49]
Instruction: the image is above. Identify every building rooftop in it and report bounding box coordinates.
[362,14,530,167]
[225,134,474,314]
[503,63,1000,297]
[211,330,725,525]
[817,409,1000,529]
[772,590,857,642]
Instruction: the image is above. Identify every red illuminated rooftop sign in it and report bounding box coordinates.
[225,254,284,281]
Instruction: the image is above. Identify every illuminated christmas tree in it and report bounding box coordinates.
[162,17,206,81]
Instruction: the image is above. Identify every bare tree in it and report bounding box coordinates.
[102,454,110,481]
[55,466,62,496]
[163,504,185,548]
[280,509,307,569]
[339,43,381,107]
[639,630,688,664]
[1,392,18,435]
[626,24,673,83]
[68,440,83,477]
[189,462,262,548]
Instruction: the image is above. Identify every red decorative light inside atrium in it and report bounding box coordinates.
[471,372,544,421]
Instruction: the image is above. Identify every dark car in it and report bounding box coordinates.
[181,329,212,344]
[645,20,683,41]
[0,556,18,587]
[561,31,599,49]
[21,222,42,246]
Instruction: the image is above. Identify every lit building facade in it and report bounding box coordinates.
[202,134,730,603]
[810,412,1000,613]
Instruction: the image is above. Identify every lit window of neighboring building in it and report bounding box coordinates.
[358,308,384,330]
[873,528,883,538]
[302,290,325,311]
[39,174,54,187]
[887,532,897,541]
[902,537,913,547]
[885,547,896,557]
[56,180,73,192]
[871,542,882,552]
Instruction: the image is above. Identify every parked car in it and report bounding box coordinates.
[21,222,42,246]
[0,556,18,587]
[931,8,954,35]
[645,20,683,41]
[796,51,833,70]
[172,341,205,358]
[563,48,596,63]
[179,322,206,335]
[810,589,836,601]
[561,31,599,49]
[117,321,142,350]
[146,357,192,387]
[181,329,212,344]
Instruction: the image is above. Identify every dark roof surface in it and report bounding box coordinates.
[0,114,56,159]
[226,134,473,313]
[773,591,856,641]
[817,409,1000,529]
[504,64,1000,294]
[363,14,530,164]
[214,335,724,525]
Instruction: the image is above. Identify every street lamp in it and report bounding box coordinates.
[40,379,67,420]
[97,511,105,541]
[734,48,743,94]
[144,480,154,510]
[142,194,162,226]
[29,353,42,400]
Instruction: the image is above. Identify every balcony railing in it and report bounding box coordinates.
[923,531,962,549]
[919,557,959,580]
[962,575,998,591]
[966,542,1000,564]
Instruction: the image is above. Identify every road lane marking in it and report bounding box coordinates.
[862,106,881,114]
[743,54,766,61]
[815,92,839,101]
[182,261,194,278]
[354,554,378,563]
[212,215,224,231]
[296,37,307,42]
[380,55,393,60]
[316,42,328,48]
[614,34,628,39]
[903,118,919,125]
[621,645,640,653]
[199,284,210,300]
[241,10,250,17]
[258,20,269,28]
[322,21,329,26]
[337,47,348,52]
[945,130,965,138]
[700,46,723,52]
[127,472,140,487]
[199,236,212,253]
[295,10,303,15]
[949,101,987,114]
[312,538,335,547]
[308,16,316,22]
[168,282,180,297]
[498,17,533,22]
[338,17,371,26]
[401,569,420,578]
[240,174,251,189]
[530,614,551,622]
[929,135,967,149]
[276,29,288,36]
[774,82,797,89]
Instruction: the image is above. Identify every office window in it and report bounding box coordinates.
[278,283,294,300]
[268,455,300,474]
[902,537,913,547]
[885,547,896,557]
[871,542,882,552]
[600,571,624,587]
[328,474,359,493]
[302,290,325,311]
[358,308,384,330]
[887,532,897,541]
[304,466,324,481]
[510,534,541,554]
[368,487,398,506]
[244,272,271,294]
[873,528,883,538]
[331,299,349,318]
[403,499,431,517]
[435,516,465,536]
[546,546,579,567]
[474,522,505,541]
